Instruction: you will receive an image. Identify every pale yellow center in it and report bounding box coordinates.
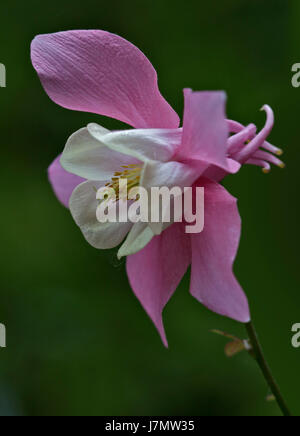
[105,164,142,201]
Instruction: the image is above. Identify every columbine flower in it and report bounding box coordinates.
[31,30,284,346]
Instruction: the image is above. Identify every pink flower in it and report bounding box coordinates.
[31,30,284,346]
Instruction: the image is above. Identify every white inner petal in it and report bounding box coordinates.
[88,123,182,163]
[70,180,132,249]
[61,126,141,181]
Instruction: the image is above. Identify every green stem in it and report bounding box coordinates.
[246,322,291,417]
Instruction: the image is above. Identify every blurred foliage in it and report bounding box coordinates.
[0,0,299,416]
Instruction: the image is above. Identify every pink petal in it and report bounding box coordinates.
[176,90,229,171]
[126,223,191,346]
[202,158,241,183]
[48,155,84,208]
[31,30,179,129]
[189,179,250,323]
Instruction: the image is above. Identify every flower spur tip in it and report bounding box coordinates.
[262,168,271,174]
[279,162,286,169]
[276,149,284,156]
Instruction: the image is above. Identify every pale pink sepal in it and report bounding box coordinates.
[126,223,191,347]
[189,179,250,323]
[48,155,84,208]
[31,30,179,129]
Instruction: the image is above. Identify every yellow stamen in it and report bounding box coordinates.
[102,164,142,202]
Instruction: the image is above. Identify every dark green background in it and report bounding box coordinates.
[0,0,299,416]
